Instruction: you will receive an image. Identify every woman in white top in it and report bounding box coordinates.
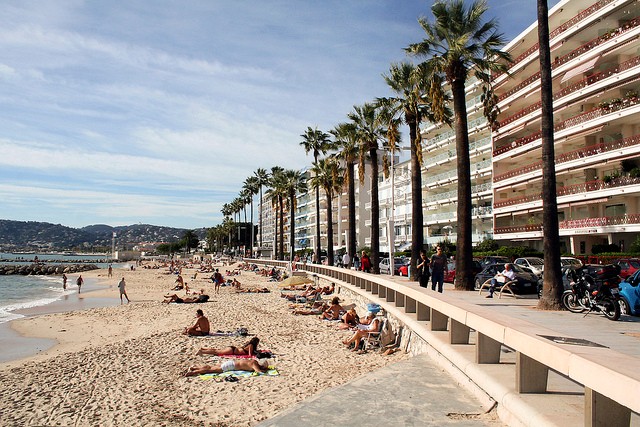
[342,313,380,350]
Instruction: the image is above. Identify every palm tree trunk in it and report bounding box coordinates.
[274,204,279,260]
[250,199,254,257]
[537,0,563,309]
[289,192,296,264]
[369,147,380,274]
[409,118,423,281]
[348,163,356,267]
[259,187,263,248]
[452,76,474,290]
[326,191,334,266]
[279,196,284,260]
[314,185,321,263]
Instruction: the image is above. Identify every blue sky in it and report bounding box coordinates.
[0,0,557,230]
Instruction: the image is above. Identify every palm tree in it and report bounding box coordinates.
[281,169,307,263]
[300,127,333,263]
[406,0,510,290]
[243,176,259,257]
[537,0,563,309]
[349,102,385,274]
[331,122,359,268]
[254,168,270,249]
[378,62,435,281]
[309,157,344,266]
[268,166,286,260]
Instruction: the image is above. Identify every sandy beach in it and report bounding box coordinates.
[0,261,409,426]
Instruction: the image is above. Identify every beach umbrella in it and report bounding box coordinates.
[277,276,314,287]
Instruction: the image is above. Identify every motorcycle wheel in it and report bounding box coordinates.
[601,297,621,321]
[562,291,585,313]
[619,298,631,316]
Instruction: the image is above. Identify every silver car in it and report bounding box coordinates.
[514,257,545,277]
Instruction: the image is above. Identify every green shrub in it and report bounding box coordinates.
[591,243,620,254]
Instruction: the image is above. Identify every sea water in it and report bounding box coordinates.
[0,253,127,324]
[0,274,74,323]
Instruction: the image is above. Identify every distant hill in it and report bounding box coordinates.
[0,220,206,252]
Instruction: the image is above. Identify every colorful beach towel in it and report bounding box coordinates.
[199,368,279,380]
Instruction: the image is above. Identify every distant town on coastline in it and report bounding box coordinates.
[0,220,206,253]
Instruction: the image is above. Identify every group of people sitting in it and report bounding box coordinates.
[281,280,383,352]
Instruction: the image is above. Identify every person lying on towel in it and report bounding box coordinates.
[184,358,269,377]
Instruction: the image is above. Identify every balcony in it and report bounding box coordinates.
[495,176,640,209]
[494,97,640,157]
[495,213,640,235]
[498,55,640,130]
[494,134,640,185]
[425,182,492,204]
[494,0,620,80]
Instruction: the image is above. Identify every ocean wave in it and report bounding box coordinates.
[0,296,62,323]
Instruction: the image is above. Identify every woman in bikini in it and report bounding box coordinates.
[196,337,259,357]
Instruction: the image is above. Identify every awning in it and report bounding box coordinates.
[561,56,600,84]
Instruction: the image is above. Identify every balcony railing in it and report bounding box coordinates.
[556,17,640,68]
[494,175,640,209]
[559,214,640,229]
[493,0,619,80]
[425,183,492,204]
[498,55,640,128]
[496,133,640,184]
[494,98,640,156]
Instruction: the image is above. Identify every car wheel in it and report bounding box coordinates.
[619,298,631,316]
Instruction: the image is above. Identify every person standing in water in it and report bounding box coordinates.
[76,275,84,293]
[62,273,68,290]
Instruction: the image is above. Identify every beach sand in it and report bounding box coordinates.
[0,262,408,426]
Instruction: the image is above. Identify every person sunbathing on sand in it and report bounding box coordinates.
[319,296,343,320]
[196,337,259,357]
[183,309,210,336]
[342,313,380,351]
[184,358,269,377]
[236,287,270,293]
[163,294,209,304]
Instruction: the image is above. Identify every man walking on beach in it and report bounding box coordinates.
[76,275,84,293]
[213,269,223,294]
[108,264,113,277]
[62,273,67,290]
[118,277,130,304]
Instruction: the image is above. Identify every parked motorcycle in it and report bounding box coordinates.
[561,264,621,321]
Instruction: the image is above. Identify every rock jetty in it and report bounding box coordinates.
[0,263,99,275]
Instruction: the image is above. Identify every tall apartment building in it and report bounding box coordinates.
[256,164,372,260]
[492,0,640,255]
[378,156,413,254]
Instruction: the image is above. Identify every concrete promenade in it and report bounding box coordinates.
[260,278,640,426]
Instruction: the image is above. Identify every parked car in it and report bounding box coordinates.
[514,257,544,277]
[613,258,640,279]
[474,263,540,294]
[618,270,640,316]
[379,257,409,275]
[444,260,482,283]
[560,257,583,269]
[479,256,510,268]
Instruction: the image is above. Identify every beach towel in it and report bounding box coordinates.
[199,368,279,380]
